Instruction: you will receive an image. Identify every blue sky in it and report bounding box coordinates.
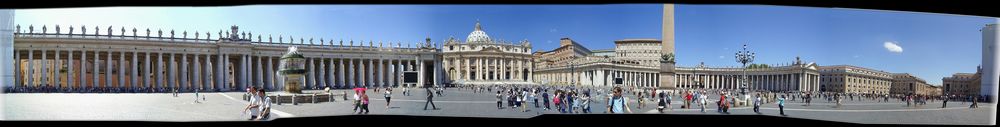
[14,4,995,85]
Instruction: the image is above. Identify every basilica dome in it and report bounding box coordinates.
[466,21,491,43]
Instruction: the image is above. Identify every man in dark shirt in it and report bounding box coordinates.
[542,90,550,110]
[424,86,438,110]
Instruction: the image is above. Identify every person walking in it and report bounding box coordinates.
[496,91,504,109]
[194,88,201,103]
[521,90,530,112]
[353,90,361,111]
[942,95,948,108]
[607,87,632,114]
[359,90,370,114]
[542,90,551,110]
[532,89,540,108]
[582,92,591,113]
[242,87,261,120]
[657,91,667,113]
[567,91,576,113]
[970,96,978,108]
[255,89,271,121]
[753,94,761,114]
[699,92,707,113]
[384,88,392,109]
[424,87,437,110]
[720,92,729,113]
[779,95,786,116]
[554,91,563,113]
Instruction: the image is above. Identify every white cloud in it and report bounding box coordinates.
[718,56,725,59]
[549,29,558,32]
[853,55,860,58]
[883,41,903,53]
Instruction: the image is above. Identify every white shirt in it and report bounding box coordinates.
[259,96,271,115]
[248,95,260,116]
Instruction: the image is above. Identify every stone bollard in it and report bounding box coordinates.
[243,93,248,101]
[276,95,282,105]
[312,94,317,103]
[292,94,298,105]
[328,93,333,102]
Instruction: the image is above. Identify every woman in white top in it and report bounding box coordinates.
[384,88,392,109]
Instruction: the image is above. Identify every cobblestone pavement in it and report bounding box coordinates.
[3,88,994,125]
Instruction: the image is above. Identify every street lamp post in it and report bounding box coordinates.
[735,44,755,95]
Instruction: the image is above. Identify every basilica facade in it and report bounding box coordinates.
[441,21,535,86]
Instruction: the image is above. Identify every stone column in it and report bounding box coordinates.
[476,58,482,80]
[14,50,20,89]
[306,58,314,89]
[68,50,74,90]
[256,55,264,89]
[131,51,138,90]
[194,54,201,91]
[499,58,505,80]
[338,58,345,88]
[368,58,374,87]
[118,51,124,90]
[144,52,150,89]
[348,58,354,88]
[467,58,473,80]
[105,51,112,89]
[92,50,99,89]
[41,49,47,88]
[181,53,188,91]
[215,53,223,91]
[27,49,32,88]
[266,56,275,90]
[156,52,163,90]
[378,58,384,87]
[25,48,35,86]
[327,58,334,88]
[54,50,62,89]
[319,58,327,88]
[205,55,213,91]
[417,56,425,87]
[239,54,247,90]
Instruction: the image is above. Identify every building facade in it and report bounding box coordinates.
[12,25,442,92]
[674,57,820,92]
[442,21,535,86]
[532,39,661,88]
[943,67,982,96]
[891,73,937,96]
[818,65,894,94]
